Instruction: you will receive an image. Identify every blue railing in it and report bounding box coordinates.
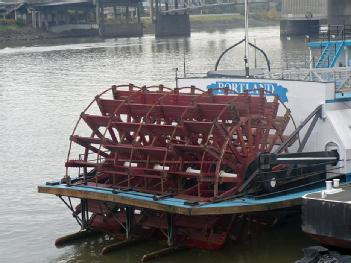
[312,25,349,68]
[331,41,345,67]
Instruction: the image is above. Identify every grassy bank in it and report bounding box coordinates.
[0,18,26,31]
[141,13,245,25]
[0,24,20,30]
[0,25,57,44]
[190,13,244,23]
[141,13,278,33]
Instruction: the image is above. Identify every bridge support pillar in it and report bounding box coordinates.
[328,0,351,25]
[155,13,190,37]
[280,20,320,37]
[96,0,143,38]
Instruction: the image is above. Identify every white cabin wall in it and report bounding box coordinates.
[303,113,346,175]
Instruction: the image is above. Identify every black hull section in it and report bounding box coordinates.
[302,189,351,249]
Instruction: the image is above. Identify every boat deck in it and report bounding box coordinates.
[38,183,325,216]
[302,183,351,249]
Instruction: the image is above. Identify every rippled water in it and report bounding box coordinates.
[0,27,315,263]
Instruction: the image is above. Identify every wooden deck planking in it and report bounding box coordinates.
[37,184,312,216]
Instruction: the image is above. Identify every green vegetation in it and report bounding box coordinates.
[252,8,280,21]
[140,12,279,24]
[141,17,152,27]
[190,14,244,23]
[0,18,25,30]
[141,14,243,26]
[0,24,19,30]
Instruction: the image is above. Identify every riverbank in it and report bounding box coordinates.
[142,14,279,33]
[0,25,59,42]
[0,14,279,45]
[192,14,278,31]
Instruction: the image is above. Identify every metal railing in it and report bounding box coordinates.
[304,25,351,69]
[254,67,351,91]
[319,24,351,42]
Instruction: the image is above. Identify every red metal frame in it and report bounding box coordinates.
[65,84,290,201]
[58,84,294,250]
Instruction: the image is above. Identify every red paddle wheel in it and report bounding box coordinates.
[64,84,291,249]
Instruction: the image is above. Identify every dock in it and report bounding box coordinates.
[302,182,351,249]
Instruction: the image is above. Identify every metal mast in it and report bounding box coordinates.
[244,0,250,77]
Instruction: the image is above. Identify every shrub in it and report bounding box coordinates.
[0,18,17,25]
[15,18,25,27]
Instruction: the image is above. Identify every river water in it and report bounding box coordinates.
[0,26,316,263]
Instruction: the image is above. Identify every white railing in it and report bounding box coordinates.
[254,67,351,91]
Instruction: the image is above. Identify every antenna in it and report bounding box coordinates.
[183,46,186,78]
[244,0,250,78]
[175,68,179,88]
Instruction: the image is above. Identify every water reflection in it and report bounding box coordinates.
[49,218,316,263]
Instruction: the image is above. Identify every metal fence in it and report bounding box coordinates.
[254,67,351,92]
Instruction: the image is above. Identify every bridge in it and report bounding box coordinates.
[4,0,351,38]
[3,0,274,37]
[3,0,143,37]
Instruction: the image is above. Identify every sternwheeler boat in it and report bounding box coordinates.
[38,1,351,260]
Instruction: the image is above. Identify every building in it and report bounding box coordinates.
[4,0,143,37]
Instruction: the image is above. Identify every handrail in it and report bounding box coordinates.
[318,24,351,42]
[214,38,271,72]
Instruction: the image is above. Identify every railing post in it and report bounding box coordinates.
[328,24,330,42]
[309,48,313,69]
[328,54,330,68]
